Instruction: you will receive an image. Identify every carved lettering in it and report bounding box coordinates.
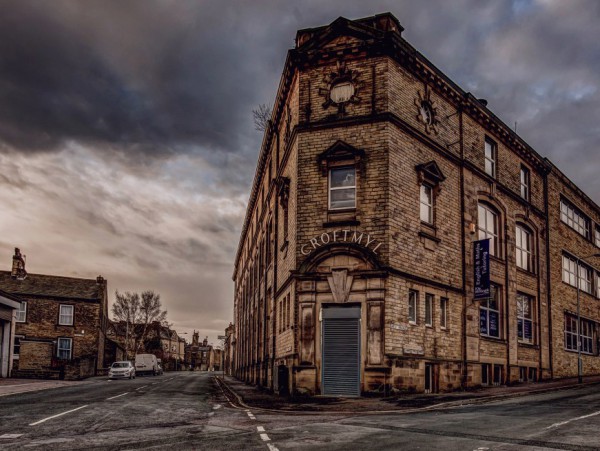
[310,237,320,249]
[351,232,364,244]
[321,232,330,244]
[300,244,310,256]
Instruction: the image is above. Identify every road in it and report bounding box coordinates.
[1,372,599,450]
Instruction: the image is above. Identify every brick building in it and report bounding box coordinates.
[1,248,109,379]
[232,13,600,396]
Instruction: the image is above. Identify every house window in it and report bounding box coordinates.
[57,338,72,360]
[478,203,499,257]
[580,319,594,354]
[440,297,448,329]
[484,137,497,177]
[59,305,74,326]
[517,293,534,344]
[420,184,433,224]
[329,166,356,210]
[519,366,527,382]
[493,364,503,385]
[13,335,24,357]
[520,165,530,200]
[561,254,591,293]
[16,301,27,323]
[408,290,418,324]
[481,363,490,385]
[425,294,433,326]
[515,225,533,271]
[560,199,590,239]
[565,314,595,354]
[595,226,600,248]
[480,284,501,338]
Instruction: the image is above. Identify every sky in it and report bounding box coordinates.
[0,0,598,345]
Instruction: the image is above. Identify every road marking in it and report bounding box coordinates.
[267,444,279,451]
[546,410,600,429]
[0,434,24,439]
[135,385,148,391]
[29,405,88,426]
[106,392,129,400]
[260,433,271,442]
[213,404,222,410]
[257,426,265,432]
[247,412,256,420]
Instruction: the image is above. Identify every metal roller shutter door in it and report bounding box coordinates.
[322,311,360,396]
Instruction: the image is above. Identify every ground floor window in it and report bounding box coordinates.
[57,338,72,360]
[517,293,534,344]
[480,285,501,338]
[482,363,490,385]
[519,366,537,382]
[493,364,503,386]
[13,335,24,358]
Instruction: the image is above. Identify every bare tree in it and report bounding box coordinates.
[111,290,167,358]
[252,103,272,132]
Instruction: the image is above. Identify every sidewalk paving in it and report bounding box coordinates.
[0,378,82,397]
[219,374,600,413]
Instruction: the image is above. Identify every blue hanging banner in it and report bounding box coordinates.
[474,239,490,300]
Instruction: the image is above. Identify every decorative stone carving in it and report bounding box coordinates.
[327,268,353,303]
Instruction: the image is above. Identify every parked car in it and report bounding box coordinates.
[135,353,158,376]
[108,361,136,380]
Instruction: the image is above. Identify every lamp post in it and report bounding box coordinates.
[575,252,600,384]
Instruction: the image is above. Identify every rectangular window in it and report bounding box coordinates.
[528,367,537,382]
[562,254,592,293]
[480,285,501,338]
[440,297,448,329]
[478,203,499,257]
[515,225,532,271]
[564,314,578,351]
[565,314,595,355]
[57,338,72,360]
[13,335,24,357]
[425,294,433,326]
[493,365,503,386]
[481,363,490,385]
[520,166,530,200]
[484,137,497,177]
[329,166,356,210]
[595,226,600,248]
[59,305,74,326]
[519,366,527,382]
[420,184,433,224]
[597,273,600,299]
[517,293,534,344]
[560,199,590,239]
[16,301,27,323]
[408,290,418,324]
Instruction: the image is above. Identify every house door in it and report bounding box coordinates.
[321,305,361,396]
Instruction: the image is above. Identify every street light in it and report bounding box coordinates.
[575,252,600,384]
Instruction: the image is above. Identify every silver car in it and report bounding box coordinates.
[108,361,136,379]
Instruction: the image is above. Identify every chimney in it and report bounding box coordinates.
[96,275,105,284]
[11,248,27,280]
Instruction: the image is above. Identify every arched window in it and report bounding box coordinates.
[515,224,533,272]
[478,203,499,257]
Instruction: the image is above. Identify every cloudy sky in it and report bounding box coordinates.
[0,0,598,344]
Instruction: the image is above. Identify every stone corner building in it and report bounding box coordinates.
[232,13,600,396]
[1,248,109,380]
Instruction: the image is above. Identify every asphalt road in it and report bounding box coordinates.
[1,372,599,450]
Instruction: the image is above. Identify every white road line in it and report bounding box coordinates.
[29,405,88,426]
[106,392,129,400]
[135,385,148,391]
[260,433,271,442]
[546,410,600,429]
[213,404,222,410]
[0,434,24,439]
[267,444,279,451]
[257,426,265,432]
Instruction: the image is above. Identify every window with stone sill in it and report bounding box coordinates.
[484,137,497,178]
[420,184,433,224]
[478,203,500,257]
[480,284,501,339]
[57,337,72,360]
[408,290,418,324]
[16,301,27,322]
[59,304,74,326]
[520,165,530,201]
[595,226,600,248]
[517,293,535,344]
[562,254,593,294]
[560,198,590,239]
[516,224,533,272]
[329,166,356,210]
[425,293,434,326]
[440,297,448,329]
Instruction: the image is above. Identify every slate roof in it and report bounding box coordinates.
[0,271,103,301]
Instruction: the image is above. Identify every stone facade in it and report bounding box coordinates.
[1,249,108,380]
[232,14,600,396]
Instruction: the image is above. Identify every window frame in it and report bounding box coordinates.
[478,203,499,257]
[515,224,533,272]
[57,337,73,360]
[420,183,434,225]
[520,165,530,201]
[328,166,356,211]
[595,225,600,248]
[564,314,595,355]
[517,293,535,344]
[425,293,433,327]
[13,335,24,358]
[560,198,591,239]
[484,137,497,178]
[16,301,27,323]
[408,290,418,324]
[440,297,448,329]
[480,284,501,339]
[58,304,74,326]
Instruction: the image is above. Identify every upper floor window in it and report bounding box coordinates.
[57,337,72,360]
[480,284,501,338]
[565,314,595,355]
[408,290,418,324]
[517,293,534,344]
[425,293,433,326]
[59,305,74,326]
[478,203,499,257]
[329,166,356,210]
[16,301,27,323]
[595,226,600,248]
[484,137,497,177]
[420,184,433,224]
[440,297,448,329]
[520,165,530,201]
[515,225,533,272]
[562,254,593,294]
[560,199,590,239]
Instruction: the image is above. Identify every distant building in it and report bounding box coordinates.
[224,322,235,376]
[232,13,600,396]
[1,248,108,380]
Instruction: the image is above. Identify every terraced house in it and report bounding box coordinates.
[232,13,600,396]
[1,248,109,380]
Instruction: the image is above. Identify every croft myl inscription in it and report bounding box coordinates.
[300,229,382,256]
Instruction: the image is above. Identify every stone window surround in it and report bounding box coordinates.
[520,164,530,201]
[58,304,74,326]
[57,337,73,360]
[515,223,534,273]
[408,290,418,325]
[516,292,535,345]
[15,301,27,323]
[425,293,434,327]
[484,136,497,178]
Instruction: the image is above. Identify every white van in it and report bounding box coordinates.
[135,354,158,376]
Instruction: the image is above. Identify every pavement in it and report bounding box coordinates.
[218,373,600,413]
[0,377,84,397]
